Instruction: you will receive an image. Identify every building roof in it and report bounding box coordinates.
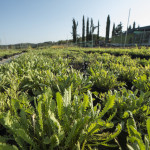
[135,26,150,31]
[123,25,150,34]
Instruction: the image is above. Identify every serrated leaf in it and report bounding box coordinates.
[56,92,63,120]
[37,101,43,132]
[99,94,115,119]
[14,128,34,146]
[82,94,89,112]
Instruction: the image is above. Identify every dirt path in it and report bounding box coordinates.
[0,53,25,65]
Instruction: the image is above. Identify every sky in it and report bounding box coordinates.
[0,0,150,45]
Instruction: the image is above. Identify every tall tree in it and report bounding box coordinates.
[133,21,136,30]
[89,18,94,41]
[112,23,115,37]
[82,15,85,42]
[128,25,132,31]
[115,22,123,36]
[105,15,110,43]
[86,18,89,42]
[72,18,78,43]
[89,30,92,41]
[97,20,100,40]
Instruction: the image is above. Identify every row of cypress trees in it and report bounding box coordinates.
[72,15,110,44]
[82,16,100,43]
[72,16,137,44]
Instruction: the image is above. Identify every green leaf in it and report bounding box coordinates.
[82,94,89,112]
[63,87,71,107]
[87,91,94,117]
[102,124,122,143]
[56,92,63,120]
[50,134,59,148]
[107,108,117,122]
[100,143,117,147]
[48,111,61,134]
[127,118,137,136]
[127,143,140,150]
[14,128,34,146]
[81,140,87,150]
[0,143,18,150]
[75,141,80,150]
[37,101,43,132]
[122,111,129,119]
[146,117,150,142]
[13,136,25,149]
[20,109,28,130]
[43,136,50,145]
[90,68,95,76]
[87,123,99,135]
[99,94,115,119]
[144,135,149,150]
[128,136,145,150]
[4,111,12,128]
[65,120,77,148]
[129,125,142,140]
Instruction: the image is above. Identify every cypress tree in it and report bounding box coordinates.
[105,15,110,43]
[90,18,93,41]
[89,30,92,41]
[72,18,78,43]
[112,23,115,37]
[128,25,132,31]
[97,20,100,40]
[133,21,136,30]
[86,18,89,42]
[82,15,85,43]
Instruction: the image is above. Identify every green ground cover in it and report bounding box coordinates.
[0,49,24,58]
[0,47,150,149]
[69,46,150,57]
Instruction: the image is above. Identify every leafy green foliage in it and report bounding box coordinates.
[133,74,150,92]
[127,116,150,150]
[147,118,150,142]
[0,47,150,149]
[0,142,18,150]
[0,87,121,149]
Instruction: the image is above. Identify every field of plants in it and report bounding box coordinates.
[0,46,150,150]
[0,49,25,60]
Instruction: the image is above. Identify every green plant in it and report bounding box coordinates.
[100,88,150,133]
[0,87,122,149]
[0,47,150,150]
[126,115,150,150]
[133,74,150,92]
[89,67,124,92]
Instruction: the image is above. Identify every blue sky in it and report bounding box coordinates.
[0,0,149,44]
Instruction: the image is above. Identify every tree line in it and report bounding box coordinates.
[72,15,137,45]
[72,15,110,44]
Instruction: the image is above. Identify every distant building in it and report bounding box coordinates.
[111,25,150,46]
[133,26,150,45]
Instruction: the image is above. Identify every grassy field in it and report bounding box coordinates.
[0,47,150,149]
